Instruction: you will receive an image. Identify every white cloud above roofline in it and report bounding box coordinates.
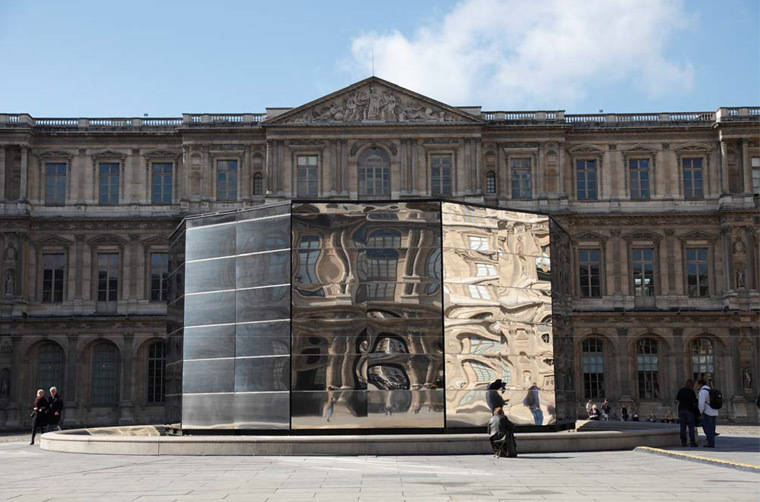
[345,0,695,108]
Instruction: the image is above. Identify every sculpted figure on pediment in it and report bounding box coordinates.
[295,84,454,124]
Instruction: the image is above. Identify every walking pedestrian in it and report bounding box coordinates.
[601,399,611,420]
[523,382,543,425]
[30,389,47,445]
[676,379,699,447]
[46,386,63,432]
[697,379,718,448]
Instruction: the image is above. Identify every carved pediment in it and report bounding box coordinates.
[144,149,182,159]
[33,235,73,248]
[262,77,483,126]
[36,150,74,160]
[679,230,717,242]
[91,149,127,160]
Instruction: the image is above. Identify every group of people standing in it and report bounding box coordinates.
[676,379,720,448]
[30,387,63,445]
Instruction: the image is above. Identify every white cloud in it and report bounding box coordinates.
[347,0,694,108]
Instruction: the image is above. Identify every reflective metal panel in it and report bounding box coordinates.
[235,356,290,392]
[291,201,444,429]
[183,358,234,394]
[233,392,289,429]
[443,202,560,429]
[182,393,234,429]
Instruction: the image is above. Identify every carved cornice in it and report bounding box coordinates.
[34,150,74,160]
[565,213,721,227]
[90,149,127,161]
[143,148,182,159]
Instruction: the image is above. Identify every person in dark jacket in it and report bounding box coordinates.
[486,379,506,412]
[675,379,699,447]
[46,386,63,432]
[523,382,543,425]
[487,407,517,457]
[30,389,47,445]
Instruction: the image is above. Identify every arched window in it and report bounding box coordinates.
[253,173,263,196]
[147,341,166,404]
[582,338,604,399]
[358,148,390,197]
[636,338,660,399]
[91,342,119,406]
[691,337,714,384]
[38,342,64,393]
[486,171,496,194]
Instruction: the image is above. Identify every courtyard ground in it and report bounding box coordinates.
[0,427,757,501]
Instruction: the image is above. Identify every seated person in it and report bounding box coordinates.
[588,404,601,420]
[487,407,517,457]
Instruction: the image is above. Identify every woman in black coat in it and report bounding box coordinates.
[30,389,47,445]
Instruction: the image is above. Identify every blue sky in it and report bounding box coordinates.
[0,0,757,116]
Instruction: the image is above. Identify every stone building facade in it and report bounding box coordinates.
[0,77,758,428]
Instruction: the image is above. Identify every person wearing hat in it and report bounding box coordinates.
[486,379,507,412]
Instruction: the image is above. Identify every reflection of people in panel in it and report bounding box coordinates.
[524,383,543,425]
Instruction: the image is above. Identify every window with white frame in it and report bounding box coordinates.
[475,263,497,277]
[98,163,119,204]
[510,158,531,199]
[576,159,597,200]
[216,160,238,201]
[468,235,489,251]
[682,157,704,199]
[468,284,491,300]
[629,158,650,200]
[296,155,318,197]
[431,154,452,196]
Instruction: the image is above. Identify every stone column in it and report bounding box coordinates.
[741,139,752,195]
[5,335,23,428]
[0,146,6,200]
[720,140,729,195]
[672,328,685,386]
[616,327,632,402]
[610,230,623,296]
[119,333,135,424]
[19,146,28,200]
[64,334,79,425]
[664,229,676,294]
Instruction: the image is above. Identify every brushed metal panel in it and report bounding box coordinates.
[233,392,289,429]
[183,358,234,394]
[234,356,290,392]
[236,251,290,289]
[185,224,236,262]
[367,390,444,428]
[185,290,236,327]
[185,258,236,294]
[235,321,290,358]
[290,390,368,429]
[184,324,235,360]
[236,286,289,323]
[182,393,234,429]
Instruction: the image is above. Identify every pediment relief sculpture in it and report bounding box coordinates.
[276,80,475,125]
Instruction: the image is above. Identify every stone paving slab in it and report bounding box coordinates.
[1,439,758,501]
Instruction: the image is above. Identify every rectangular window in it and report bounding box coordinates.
[576,159,597,200]
[578,249,601,298]
[99,163,120,204]
[297,236,320,284]
[751,157,760,195]
[151,163,172,204]
[510,158,532,199]
[468,284,492,300]
[217,160,238,201]
[42,253,65,303]
[45,163,67,204]
[629,159,650,200]
[97,252,119,302]
[431,154,452,196]
[683,158,704,199]
[475,263,497,277]
[297,155,318,197]
[150,252,169,301]
[582,339,604,399]
[631,248,655,297]
[686,247,709,297]
[637,346,660,398]
[468,235,489,251]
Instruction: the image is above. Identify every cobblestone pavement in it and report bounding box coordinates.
[0,439,758,501]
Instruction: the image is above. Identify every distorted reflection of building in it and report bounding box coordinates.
[168,200,570,432]
[442,203,561,427]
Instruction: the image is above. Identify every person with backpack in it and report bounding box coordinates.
[523,382,542,425]
[697,379,720,448]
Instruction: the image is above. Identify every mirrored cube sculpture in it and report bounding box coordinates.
[167,200,574,432]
